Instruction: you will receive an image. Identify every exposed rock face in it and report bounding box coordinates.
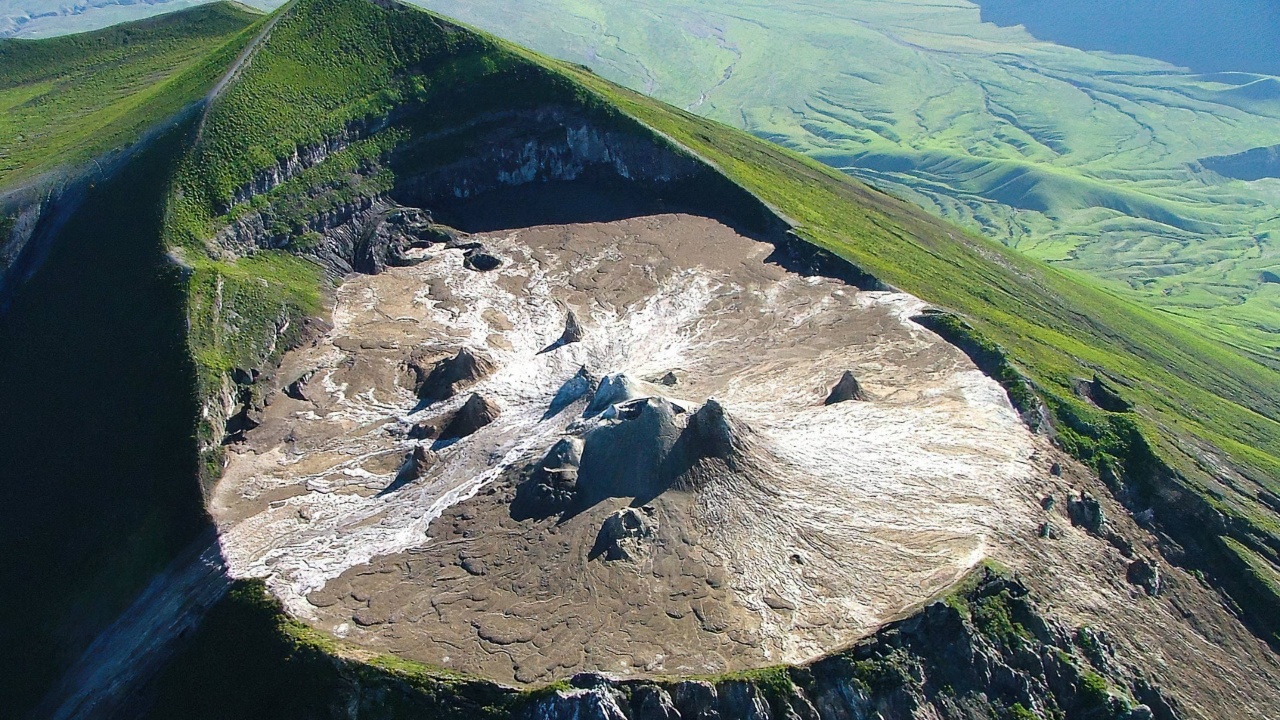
[547,366,598,418]
[824,370,867,404]
[440,393,500,440]
[399,445,436,482]
[412,347,496,403]
[464,250,502,272]
[584,373,664,416]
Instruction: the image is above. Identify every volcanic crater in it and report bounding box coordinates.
[212,209,1044,684]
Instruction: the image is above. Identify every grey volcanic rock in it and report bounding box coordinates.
[578,397,685,502]
[630,686,680,720]
[401,445,436,481]
[440,394,501,440]
[584,373,654,416]
[284,371,313,401]
[407,421,439,440]
[412,347,495,403]
[685,398,745,461]
[824,370,867,404]
[669,681,719,720]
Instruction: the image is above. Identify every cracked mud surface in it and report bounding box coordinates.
[214,212,1043,682]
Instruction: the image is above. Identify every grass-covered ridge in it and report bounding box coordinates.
[0,1,262,190]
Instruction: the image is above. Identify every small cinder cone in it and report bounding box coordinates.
[560,308,585,345]
[440,393,501,440]
[416,347,495,402]
[824,371,868,405]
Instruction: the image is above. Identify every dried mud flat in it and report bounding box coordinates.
[211,213,1280,711]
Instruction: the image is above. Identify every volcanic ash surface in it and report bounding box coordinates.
[212,212,1040,684]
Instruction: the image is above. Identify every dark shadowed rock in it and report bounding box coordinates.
[1068,490,1106,534]
[533,437,583,509]
[1127,557,1162,596]
[440,394,501,440]
[631,686,680,720]
[560,308,585,345]
[825,370,868,404]
[686,398,743,460]
[413,347,496,402]
[403,445,436,480]
[670,681,720,720]
[284,371,314,401]
[1073,374,1133,413]
[546,366,598,418]
[464,251,502,271]
[407,421,439,440]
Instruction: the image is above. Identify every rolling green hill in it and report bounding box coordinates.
[2,0,1280,714]
[0,1,262,189]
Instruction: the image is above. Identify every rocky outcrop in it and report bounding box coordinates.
[395,107,707,207]
[1074,374,1133,414]
[524,437,584,514]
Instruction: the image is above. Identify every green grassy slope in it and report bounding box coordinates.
[0,1,261,190]
[161,0,1280,644]
[417,0,1280,364]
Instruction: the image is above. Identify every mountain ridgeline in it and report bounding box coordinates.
[1,0,1280,717]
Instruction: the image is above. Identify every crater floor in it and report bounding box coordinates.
[213,212,1044,683]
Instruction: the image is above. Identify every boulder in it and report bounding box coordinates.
[284,371,313,401]
[407,421,439,440]
[401,445,436,481]
[546,366,598,418]
[560,307,586,345]
[464,250,502,272]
